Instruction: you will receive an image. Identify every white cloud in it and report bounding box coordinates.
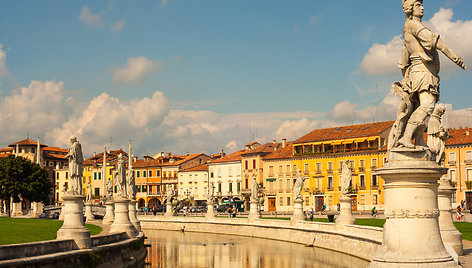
[162,0,168,6]
[112,57,162,86]
[360,8,472,75]
[111,20,125,32]
[78,6,103,28]
[293,26,301,32]
[329,92,400,123]
[0,80,72,144]
[47,91,169,154]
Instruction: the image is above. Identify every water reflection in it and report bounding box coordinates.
[145,229,369,268]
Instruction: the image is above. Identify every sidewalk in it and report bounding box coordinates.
[460,240,472,266]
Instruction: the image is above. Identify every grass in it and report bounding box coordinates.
[0,217,102,245]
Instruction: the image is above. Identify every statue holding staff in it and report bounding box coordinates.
[251,176,259,201]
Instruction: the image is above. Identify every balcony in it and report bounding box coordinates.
[359,185,366,190]
[466,160,472,165]
[148,191,161,196]
[371,165,377,170]
[268,173,274,178]
[327,169,333,174]
[448,161,457,165]
[313,189,324,195]
[327,186,334,191]
[304,170,309,175]
[359,167,365,172]
[372,185,379,190]
[315,170,322,174]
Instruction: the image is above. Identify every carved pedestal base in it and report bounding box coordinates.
[58,203,65,221]
[165,202,173,217]
[11,202,23,217]
[110,197,137,238]
[248,199,260,222]
[129,199,141,232]
[205,200,215,220]
[84,202,95,222]
[56,193,91,249]
[30,202,44,218]
[438,175,463,256]
[370,148,457,267]
[102,201,115,225]
[336,195,355,228]
[291,199,305,224]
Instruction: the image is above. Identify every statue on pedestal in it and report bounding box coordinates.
[293,170,305,201]
[126,169,136,199]
[207,182,215,203]
[86,182,92,203]
[388,0,466,151]
[106,178,113,200]
[113,154,126,197]
[341,161,352,195]
[65,136,84,195]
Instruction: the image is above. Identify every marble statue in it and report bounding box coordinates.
[293,170,305,201]
[427,105,448,164]
[65,136,84,195]
[106,178,113,199]
[164,186,175,204]
[126,169,136,199]
[388,0,466,150]
[341,161,352,195]
[113,154,126,197]
[207,182,215,202]
[251,176,259,201]
[86,182,92,202]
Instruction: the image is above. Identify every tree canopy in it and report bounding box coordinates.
[0,155,51,204]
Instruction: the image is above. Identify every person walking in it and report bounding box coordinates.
[309,207,314,221]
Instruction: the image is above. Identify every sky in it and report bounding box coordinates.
[0,0,471,157]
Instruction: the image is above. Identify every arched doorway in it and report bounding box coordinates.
[138,198,145,209]
[148,198,161,208]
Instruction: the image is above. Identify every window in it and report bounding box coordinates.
[269,166,274,177]
[338,161,343,171]
[359,194,366,205]
[279,197,284,206]
[360,174,365,188]
[237,182,241,192]
[349,160,355,170]
[245,161,248,169]
[114,186,117,193]
[286,165,290,174]
[466,151,472,162]
[65,172,68,179]
[467,169,472,181]
[94,188,100,196]
[450,169,457,182]
[142,185,147,192]
[304,163,309,174]
[328,176,333,189]
[293,164,297,174]
[278,165,283,175]
[373,194,378,205]
[279,179,283,190]
[93,172,97,180]
[372,174,378,186]
[218,169,222,178]
[253,159,256,169]
[229,183,233,192]
[237,166,241,176]
[156,170,160,177]
[286,178,291,190]
[229,168,233,177]
[315,162,322,173]
[143,171,147,177]
[359,159,365,170]
[218,183,222,193]
[449,152,457,164]
[136,171,140,178]
[210,172,214,178]
[305,196,309,206]
[287,197,291,206]
[137,185,141,192]
[98,172,102,180]
[372,158,378,168]
[327,162,333,172]
[149,170,153,177]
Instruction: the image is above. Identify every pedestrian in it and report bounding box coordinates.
[183,206,187,217]
[227,206,232,218]
[152,206,157,216]
[309,207,314,221]
[371,206,377,217]
[322,203,326,212]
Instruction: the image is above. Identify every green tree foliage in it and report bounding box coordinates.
[0,155,51,204]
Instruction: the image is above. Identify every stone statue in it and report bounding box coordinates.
[293,170,305,201]
[164,186,175,204]
[427,105,448,164]
[388,0,466,150]
[65,136,84,195]
[341,161,352,195]
[106,178,113,199]
[113,154,126,197]
[86,182,92,202]
[207,182,215,202]
[251,176,259,201]
[126,169,136,199]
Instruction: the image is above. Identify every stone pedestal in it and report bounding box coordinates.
[56,193,91,249]
[248,199,260,222]
[11,202,23,217]
[370,148,457,267]
[102,200,115,225]
[110,197,137,238]
[165,201,173,217]
[438,174,463,256]
[59,203,65,221]
[336,195,355,228]
[0,200,4,216]
[30,202,44,218]
[128,199,141,232]
[84,202,95,222]
[205,200,215,220]
[291,199,305,223]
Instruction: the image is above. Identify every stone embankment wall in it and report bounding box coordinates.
[0,233,146,268]
[140,216,382,261]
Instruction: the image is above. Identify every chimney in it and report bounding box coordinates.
[133,156,138,162]
[467,131,470,136]
[94,152,96,156]
[282,138,287,148]
[220,149,225,157]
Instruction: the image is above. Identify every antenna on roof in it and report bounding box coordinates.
[27,132,29,139]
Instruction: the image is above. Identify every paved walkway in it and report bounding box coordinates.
[460,240,472,267]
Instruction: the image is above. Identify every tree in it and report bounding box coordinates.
[0,155,52,216]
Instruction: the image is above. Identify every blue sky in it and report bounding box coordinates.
[0,0,471,156]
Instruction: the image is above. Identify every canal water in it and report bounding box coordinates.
[144,229,369,268]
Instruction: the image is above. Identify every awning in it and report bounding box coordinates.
[266,178,276,181]
[331,140,344,145]
[342,138,357,144]
[367,137,378,141]
[355,138,367,142]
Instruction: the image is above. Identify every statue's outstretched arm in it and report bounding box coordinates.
[436,38,466,70]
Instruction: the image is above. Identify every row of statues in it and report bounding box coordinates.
[66,136,136,201]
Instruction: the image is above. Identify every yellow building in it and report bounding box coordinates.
[292,121,393,212]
